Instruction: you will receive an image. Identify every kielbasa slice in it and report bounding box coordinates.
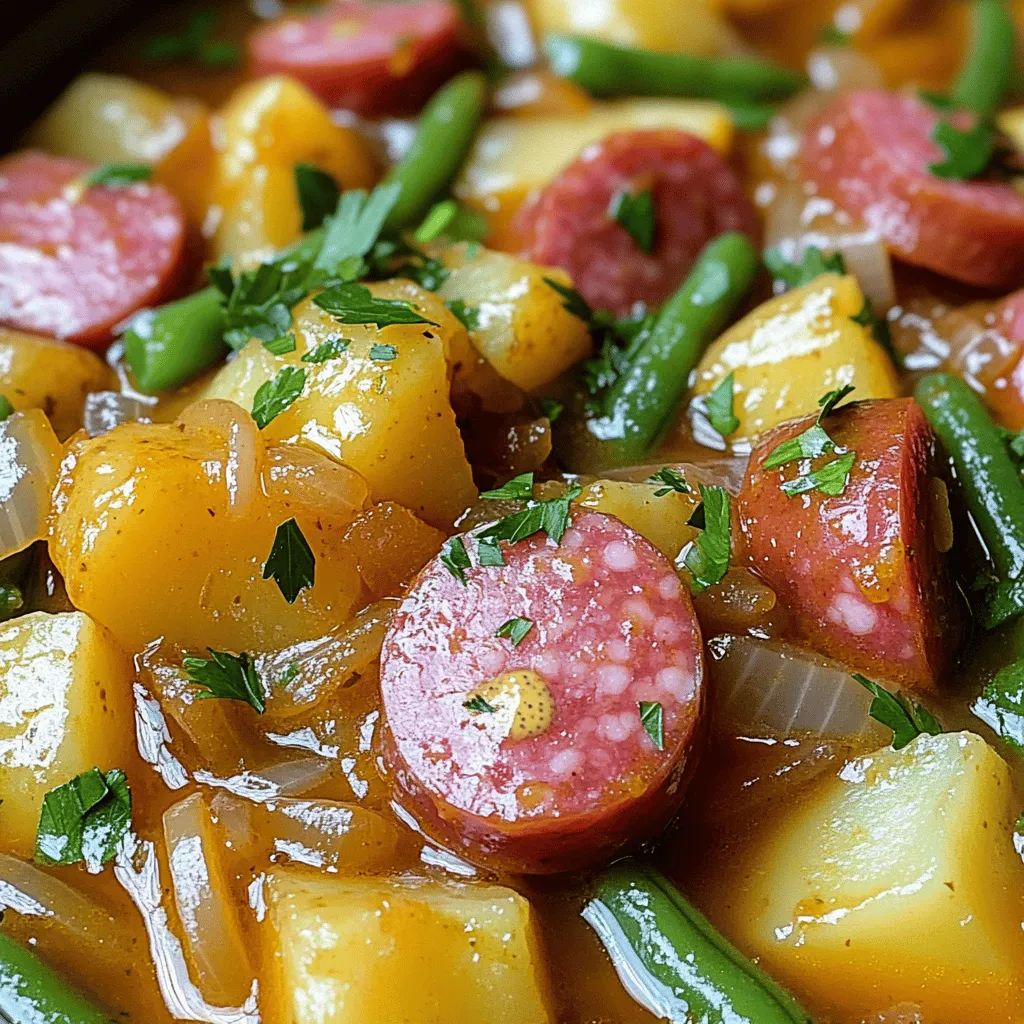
[0,151,186,347]
[516,129,759,318]
[736,398,959,690]
[801,90,1024,290]
[248,1,471,116]
[380,509,704,874]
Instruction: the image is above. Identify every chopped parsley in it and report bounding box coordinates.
[537,397,564,424]
[142,9,239,66]
[474,485,582,563]
[851,296,899,364]
[263,518,316,604]
[263,332,297,356]
[314,283,438,328]
[764,245,846,289]
[496,617,534,646]
[779,450,857,497]
[638,701,664,750]
[314,182,402,273]
[251,365,305,429]
[36,768,131,871]
[446,299,481,331]
[294,163,340,232]
[480,472,536,502]
[369,343,397,361]
[414,199,489,244]
[0,395,13,422]
[609,189,656,252]
[853,673,942,750]
[441,536,472,585]
[544,277,593,323]
[764,385,855,469]
[302,337,350,363]
[972,658,1024,751]
[649,467,690,496]
[929,120,993,180]
[464,694,497,714]
[182,649,266,713]
[85,163,152,189]
[705,372,740,437]
[680,484,731,593]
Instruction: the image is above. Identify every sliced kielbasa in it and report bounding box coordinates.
[516,129,759,318]
[0,151,186,347]
[247,1,472,116]
[380,508,704,874]
[736,398,960,690]
[801,90,1024,290]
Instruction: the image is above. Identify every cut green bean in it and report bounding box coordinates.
[583,861,812,1024]
[0,931,112,1023]
[382,71,489,232]
[951,0,1015,118]
[544,34,806,102]
[590,231,758,465]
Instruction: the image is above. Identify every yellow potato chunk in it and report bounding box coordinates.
[999,106,1024,155]
[49,404,368,653]
[692,273,900,443]
[0,329,113,439]
[731,732,1024,1022]
[204,282,477,527]
[267,873,553,1024]
[213,76,376,266]
[0,611,135,857]
[438,246,592,391]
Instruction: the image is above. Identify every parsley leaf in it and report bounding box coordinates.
[496,617,534,646]
[142,9,240,67]
[537,397,564,424]
[972,659,1024,751]
[779,451,857,497]
[1011,430,1024,460]
[638,701,664,750]
[446,299,481,331]
[314,283,438,328]
[853,673,942,750]
[183,649,266,713]
[294,163,340,232]
[929,120,993,180]
[263,332,296,356]
[0,395,13,422]
[263,518,316,604]
[544,277,594,323]
[251,365,305,429]
[464,694,497,714]
[475,485,583,556]
[302,337,349,363]
[705,372,740,437]
[818,383,856,420]
[314,182,402,273]
[36,768,131,871]
[370,343,397,361]
[680,484,731,593]
[609,189,656,252]
[649,467,690,496]
[441,536,472,584]
[764,385,855,469]
[414,199,489,244]
[764,245,846,289]
[480,472,535,502]
[850,296,898,363]
[85,163,152,189]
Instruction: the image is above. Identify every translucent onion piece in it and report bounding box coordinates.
[114,834,259,1024]
[163,793,255,1007]
[709,635,885,739]
[133,681,189,791]
[194,755,333,803]
[83,390,152,437]
[485,1,537,69]
[261,444,368,518]
[0,410,63,561]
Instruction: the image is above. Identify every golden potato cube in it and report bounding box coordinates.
[267,873,553,1024]
[999,106,1024,155]
[692,273,900,443]
[731,732,1024,1022]
[0,611,135,857]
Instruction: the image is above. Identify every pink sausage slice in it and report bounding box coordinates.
[736,399,960,690]
[801,90,1024,290]
[380,509,704,874]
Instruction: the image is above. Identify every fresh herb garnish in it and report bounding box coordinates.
[929,120,993,180]
[705,372,740,437]
[474,485,583,560]
[1011,430,1024,459]
[680,484,731,593]
[0,396,13,422]
[853,673,942,750]
[544,277,593,323]
[142,9,239,67]
[295,163,340,232]
[263,518,316,604]
[182,649,266,713]
[537,397,564,424]
[649,467,690,496]
[414,199,489,244]
[441,536,472,584]
[36,768,131,871]
[314,283,438,328]
[496,617,534,646]
[638,701,665,750]
[764,385,855,469]
[480,472,535,502]
[302,337,350,363]
[314,182,402,273]
[609,189,656,252]
[764,245,846,289]
[251,365,305,429]
[851,296,899,364]
[464,694,497,714]
[84,163,152,189]
[446,299,481,331]
[972,658,1024,751]
[779,450,857,497]
[263,332,297,356]
[369,343,397,361]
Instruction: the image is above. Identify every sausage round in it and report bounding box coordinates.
[800,90,1024,290]
[516,129,759,318]
[247,1,471,117]
[380,509,704,874]
[0,151,187,347]
[736,398,960,690]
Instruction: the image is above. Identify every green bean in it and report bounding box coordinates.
[0,931,112,1023]
[544,34,806,102]
[382,71,489,232]
[951,0,1015,118]
[123,287,228,394]
[584,861,812,1024]
[915,373,1024,627]
[591,231,758,465]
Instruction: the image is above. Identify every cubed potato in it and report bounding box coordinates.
[49,404,369,653]
[728,732,1024,1021]
[692,273,900,443]
[0,611,135,857]
[0,329,113,439]
[29,71,214,226]
[438,246,592,391]
[267,873,553,1024]
[999,105,1024,155]
[203,282,478,527]
[213,76,376,267]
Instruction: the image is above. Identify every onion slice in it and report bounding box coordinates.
[83,391,152,437]
[0,410,63,562]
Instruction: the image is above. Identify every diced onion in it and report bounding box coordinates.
[485,2,538,69]
[83,391,153,436]
[133,681,190,791]
[194,756,334,803]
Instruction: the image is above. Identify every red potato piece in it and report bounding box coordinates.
[380,509,704,874]
[0,151,186,347]
[801,90,1024,290]
[736,399,959,690]
[516,129,759,318]
[248,1,471,116]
